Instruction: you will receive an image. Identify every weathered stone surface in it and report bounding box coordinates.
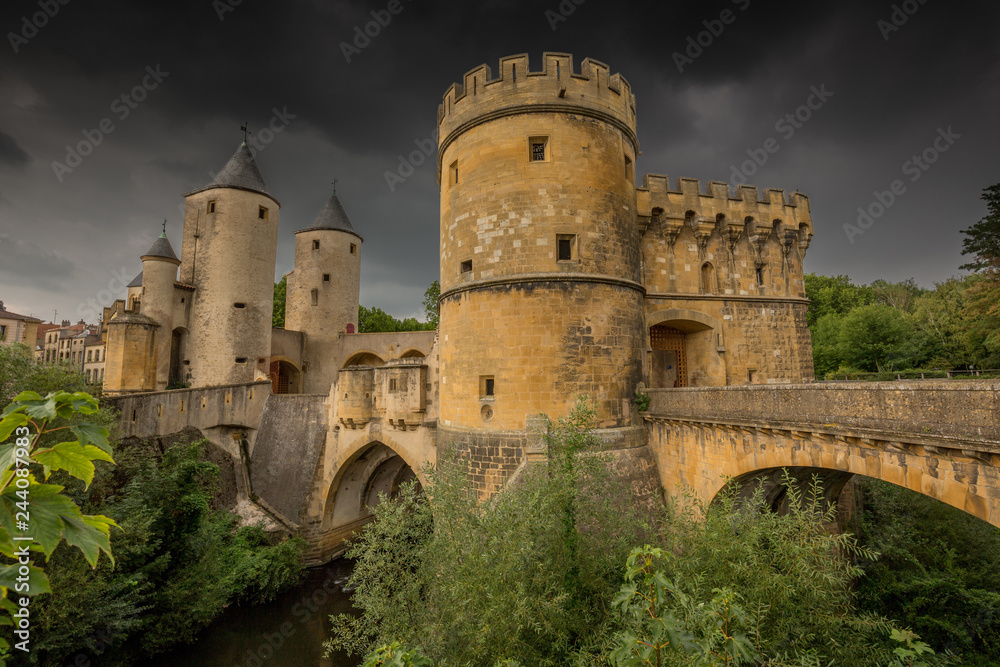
[251,394,328,525]
[645,382,1000,528]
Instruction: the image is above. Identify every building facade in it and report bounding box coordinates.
[103,53,815,497]
[0,302,41,351]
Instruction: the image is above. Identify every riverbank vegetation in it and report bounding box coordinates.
[328,400,957,666]
[0,344,306,666]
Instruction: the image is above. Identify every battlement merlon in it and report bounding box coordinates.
[436,53,638,178]
[637,175,814,240]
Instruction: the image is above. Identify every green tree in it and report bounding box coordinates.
[0,391,119,663]
[0,344,93,405]
[272,274,288,328]
[422,280,440,329]
[358,305,401,333]
[358,305,435,333]
[963,258,1000,367]
[804,274,874,327]
[870,278,926,314]
[622,474,931,666]
[855,478,1000,665]
[811,312,846,377]
[838,304,913,372]
[30,437,305,664]
[960,184,1000,271]
[910,276,984,368]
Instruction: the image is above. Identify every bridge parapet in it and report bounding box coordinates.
[644,381,1000,527]
[646,381,1000,451]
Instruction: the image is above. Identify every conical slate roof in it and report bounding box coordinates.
[295,192,363,241]
[184,142,278,204]
[128,271,143,288]
[141,233,179,262]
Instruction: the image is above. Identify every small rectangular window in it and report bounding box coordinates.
[449,160,459,185]
[624,154,634,183]
[259,206,268,220]
[313,240,320,250]
[311,289,319,306]
[233,302,246,309]
[529,136,548,162]
[207,200,216,213]
[389,378,398,392]
[557,234,575,261]
[235,357,248,364]
[480,375,495,397]
[323,274,331,282]
[756,265,765,286]
[460,259,472,274]
[350,243,357,255]
[748,369,757,384]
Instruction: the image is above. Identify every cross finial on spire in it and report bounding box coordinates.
[162,218,167,235]
[332,178,338,195]
[241,122,251,144]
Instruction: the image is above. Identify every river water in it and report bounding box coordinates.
[149,560,360,667]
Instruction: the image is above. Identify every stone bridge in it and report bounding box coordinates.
[644,380,1000,526]
[110,377,1000,566]
[109,356,438,566]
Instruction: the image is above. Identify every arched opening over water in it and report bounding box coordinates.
[322,441,421,541]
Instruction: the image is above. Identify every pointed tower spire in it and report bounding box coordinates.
[295,186,363,241]
[184,142,276,202]
[141,228,179,263]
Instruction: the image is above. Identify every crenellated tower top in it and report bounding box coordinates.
[436,52,637,180]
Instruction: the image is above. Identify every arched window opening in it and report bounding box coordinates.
[701,262,717,294]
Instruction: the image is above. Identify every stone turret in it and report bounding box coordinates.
[179,143,280,387]
[140,231,180,390]
[286,189,363,393]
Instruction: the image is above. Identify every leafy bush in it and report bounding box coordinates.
[328,399,651,665]
[331,400,956,666]
[29,437,305,665]
[612,475,955,666]
[854,478,1000,666]
[0,390,119,664]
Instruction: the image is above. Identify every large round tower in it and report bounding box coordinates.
[285,189,363,392]
[436,53,646,494]
[179,142,280,387]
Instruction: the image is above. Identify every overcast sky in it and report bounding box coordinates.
[0,0,997,323]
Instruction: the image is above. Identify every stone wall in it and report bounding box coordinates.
[108,380,272,458]
[250,394,329,525]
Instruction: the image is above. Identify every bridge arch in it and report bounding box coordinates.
[320,435,426,537]
[343,351,385,368]
[648,418,1000,528]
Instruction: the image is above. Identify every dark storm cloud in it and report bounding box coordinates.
[0,129,29,167]
[0,235,75,289]
[0,0,997,321]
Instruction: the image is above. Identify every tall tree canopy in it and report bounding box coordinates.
[961,184,1000,271]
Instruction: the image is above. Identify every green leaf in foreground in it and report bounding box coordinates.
[33,441,115,487]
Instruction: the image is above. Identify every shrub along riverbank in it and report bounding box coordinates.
[0,344,306,666]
